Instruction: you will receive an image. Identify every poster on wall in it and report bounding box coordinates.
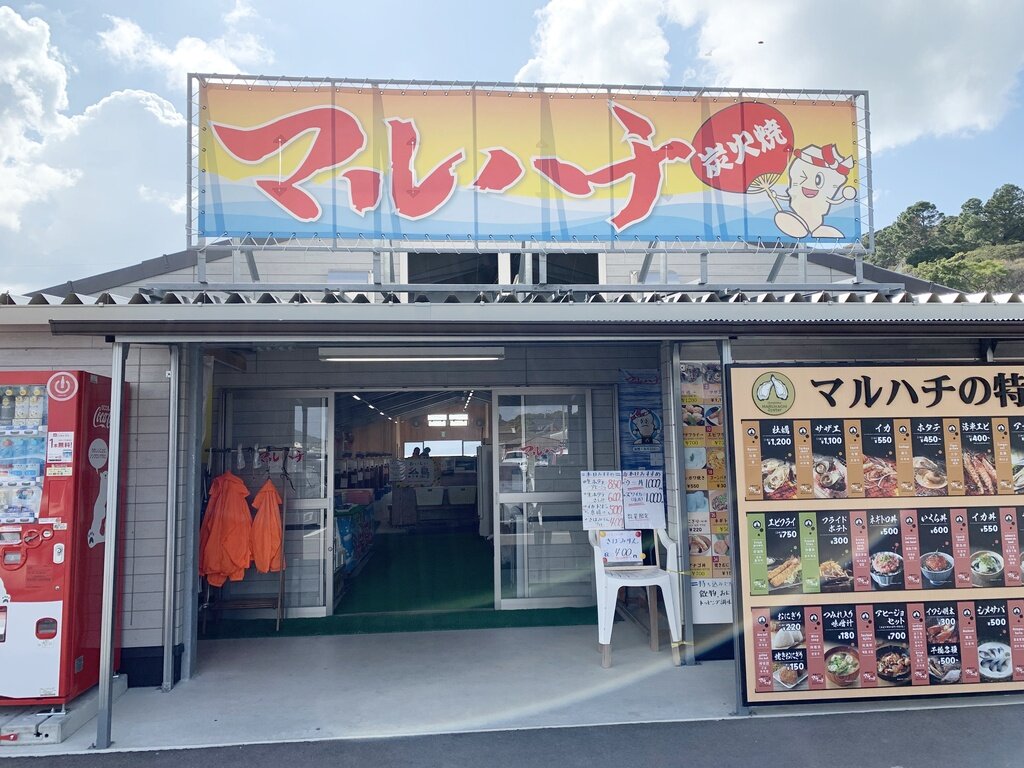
[197,81,864,244]
[733,363,1024,703]
[681,362,733,624]
[618,370,665,471]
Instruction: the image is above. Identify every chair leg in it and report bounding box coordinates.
[600,643,612,669]
[647,584,660,652]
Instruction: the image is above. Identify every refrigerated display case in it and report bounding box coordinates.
[0,370,122,706]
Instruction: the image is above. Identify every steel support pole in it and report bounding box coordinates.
[668,342,697,665]
[718,338,750,716]
[180,344,204,679]
[95,341,128,750]
[161,345,181,692]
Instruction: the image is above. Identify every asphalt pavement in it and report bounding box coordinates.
[4,700,1020,767]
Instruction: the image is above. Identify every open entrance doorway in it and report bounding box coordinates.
[332,389,495,628]
[200,384,599,640]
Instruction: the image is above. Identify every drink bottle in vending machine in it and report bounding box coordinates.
[0,371,124,706]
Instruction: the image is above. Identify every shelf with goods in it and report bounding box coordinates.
[332,498,376,609]
[0,430,47,524]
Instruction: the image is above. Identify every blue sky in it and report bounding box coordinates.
[2,0,1023,292]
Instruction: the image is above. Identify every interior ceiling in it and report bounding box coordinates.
[339,389,491,424]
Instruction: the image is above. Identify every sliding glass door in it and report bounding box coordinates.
[493,390,594,609]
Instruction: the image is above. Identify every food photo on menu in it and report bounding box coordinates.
[759,419,798,501]
[917,509,956,589]
[816,513,854,593]
[911,417,949,497]
[960,418,999,496]
[925,603,962,685]
[770,607,809,691]
[763,512,802,594]
[821,605,861,690]
[861,418,899,498]
[867,510,905,591]
[811,418,849,499]
[975,600,1014,684]
[968,508,1006,587]
[873,605,912,687]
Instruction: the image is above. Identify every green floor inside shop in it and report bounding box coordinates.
[202,531,597,639]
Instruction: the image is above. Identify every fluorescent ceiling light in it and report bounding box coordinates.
[448,414,469,427]
[427,414,448,427]
[319,346,504,362]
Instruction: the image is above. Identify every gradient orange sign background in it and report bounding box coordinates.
[198,83,863,243]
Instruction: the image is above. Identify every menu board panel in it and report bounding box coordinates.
[733,364,1024,703]
[681,362,732,624]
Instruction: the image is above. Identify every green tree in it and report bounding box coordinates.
[982,184,1024,244]
[870,201,953,268]
[910,252,1009,293]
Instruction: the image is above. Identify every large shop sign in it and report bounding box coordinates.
[730,364,1024,704]
[197,81,864,244]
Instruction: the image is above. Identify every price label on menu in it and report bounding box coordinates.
[898,509,922,589]
[747,514,768,595]
[894,419,915,497]
[991,418,1015,494]
[621,470,666,529]
[856,605,878,688]
[907,604,930,686]
[792,420,814,499]
[580,471,623,530]
[1008,599,1024,682]
[942,418,966,496]
[957,601,981,684]
[999,508,1021,586]
[950,509,974,588]
[751,608,775,693]
[843,419,866,497]
[849,512,872,591]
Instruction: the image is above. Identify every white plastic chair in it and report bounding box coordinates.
[590,529,682,668]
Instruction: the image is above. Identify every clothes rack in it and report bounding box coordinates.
[200,470,288,633]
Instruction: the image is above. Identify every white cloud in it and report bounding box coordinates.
[0,6,79,230]
[139,184,187,216]
[516,0,669,85]
[98,3,274,90]
[519,0,1024,151]
[0,8,187,293]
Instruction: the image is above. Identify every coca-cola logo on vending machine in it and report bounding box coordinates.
[92,405,110,430]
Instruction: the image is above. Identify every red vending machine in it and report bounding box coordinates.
[0,371,121,706]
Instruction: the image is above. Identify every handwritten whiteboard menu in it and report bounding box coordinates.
[622,470,667,528]
[599,530,644,565]
[581,471,624,529]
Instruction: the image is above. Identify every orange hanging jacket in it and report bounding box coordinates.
[199,471,253,587]
[250,479,285,573]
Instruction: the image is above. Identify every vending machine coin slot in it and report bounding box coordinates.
[0,606,6,642]
[35,618,58,640]
[1,548,24,570]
